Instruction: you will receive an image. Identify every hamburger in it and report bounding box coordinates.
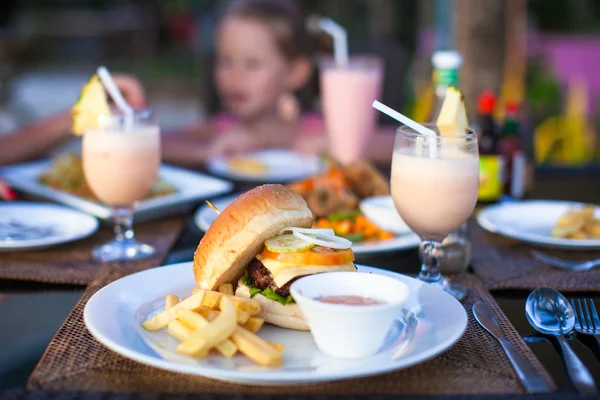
[193,184,357,330]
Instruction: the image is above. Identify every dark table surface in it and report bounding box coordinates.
[1,168,600,395]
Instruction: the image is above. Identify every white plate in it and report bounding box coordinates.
[84,262,467,385]
[206,150,326,182]
[0,160,233,223]
[0,201,98,251]
[477,200,600,250]
[193,194,421,254]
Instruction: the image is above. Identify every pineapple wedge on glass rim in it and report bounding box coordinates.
[71,75,111,135]
[436,86,469,137]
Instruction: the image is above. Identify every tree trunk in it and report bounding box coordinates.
[454,0,506,119]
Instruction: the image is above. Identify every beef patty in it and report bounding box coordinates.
[247,258,298,298]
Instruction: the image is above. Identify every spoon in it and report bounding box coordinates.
[526,287,597,393]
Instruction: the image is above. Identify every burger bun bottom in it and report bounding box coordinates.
[235,281,309,331]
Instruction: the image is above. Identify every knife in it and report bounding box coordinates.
[472,301,552,393]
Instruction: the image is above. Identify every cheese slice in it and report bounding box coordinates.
[256,254,356,287]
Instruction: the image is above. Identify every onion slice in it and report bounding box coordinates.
[291,230,353,250]
[278,227,335,237]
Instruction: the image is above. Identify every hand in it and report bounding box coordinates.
[208,129,260,157]
[111,73,147,108]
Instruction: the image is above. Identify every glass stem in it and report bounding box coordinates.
[419,241,443,284]
[113,207,135,243]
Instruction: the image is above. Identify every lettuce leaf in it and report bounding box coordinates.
[242,271,295,305]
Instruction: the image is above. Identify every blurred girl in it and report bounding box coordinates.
[161,0,324,166]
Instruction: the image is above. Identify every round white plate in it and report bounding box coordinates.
[0,201,99,251]
[194,195,421,254]
[477,200,600,250]
[206,150,325,182]
[84,262,467,385]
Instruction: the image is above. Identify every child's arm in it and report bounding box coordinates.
[161,122,218,167]
[0,110,72,166]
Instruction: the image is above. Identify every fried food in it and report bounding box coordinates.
[141,289,282,366]
[551,205,600,240]
[39,153,177,201]
[342,160,390,198]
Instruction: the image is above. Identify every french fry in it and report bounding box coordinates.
[165,294,179,310]
[243,317,264,333]
[167,320,209,357]
[167,320,194,342]
[268,341,285,352]
[197,308,251,324]
[230,326,282,367]
[176,297,238,357]
[142,291,205,331]
[202,291,261,315]
[218,283,234,295]
[176,309,239,358]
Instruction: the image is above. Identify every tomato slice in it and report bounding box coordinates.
[261,245,355,266]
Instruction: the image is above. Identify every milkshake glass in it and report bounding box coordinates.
[83,109,161,262]
[320,55,383,165]
[391,124,479,299]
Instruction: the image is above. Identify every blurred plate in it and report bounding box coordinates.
[194,194,421,254]
[0,201,98,251]
[0,160,233,223]
[359,195,412,235]
[477,200,600,250]
[206,150,326,183]
[84,261,467,385]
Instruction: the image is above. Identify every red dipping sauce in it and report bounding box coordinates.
[314,295,385,306]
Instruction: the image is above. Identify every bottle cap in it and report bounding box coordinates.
[478,91,496,114]
[431,50,463,70]
[506,101,519,113]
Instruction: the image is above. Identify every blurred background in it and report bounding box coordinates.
[1,0,599,168]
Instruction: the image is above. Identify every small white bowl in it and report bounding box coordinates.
[290,272,409,359]
[359,195,411,235]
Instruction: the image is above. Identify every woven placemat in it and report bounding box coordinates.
[27,267,555,395]
[0,217,185,285]
[470,222,600,291]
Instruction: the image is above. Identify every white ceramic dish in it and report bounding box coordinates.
[206,150,326,183]
[0,201,98,251]
[0,159,233,223]
[477,200,600,250]
[194,194,421,254]
[291,272,410,358]
[84,262,467,385]
[359,195,412,235]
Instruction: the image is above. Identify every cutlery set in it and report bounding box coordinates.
[475,288,600,393]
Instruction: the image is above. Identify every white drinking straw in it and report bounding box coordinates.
[318,17,348,66]
[96,66,134,128]
[372,100,437,159]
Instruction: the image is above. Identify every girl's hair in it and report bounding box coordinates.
[205,0,317,115]
[217,0,310,61]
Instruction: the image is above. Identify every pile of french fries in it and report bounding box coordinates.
[551,205,600,240]
[141,283,282,367]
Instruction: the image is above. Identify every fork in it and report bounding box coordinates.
[531,250,600,272]
[570,298,600,347]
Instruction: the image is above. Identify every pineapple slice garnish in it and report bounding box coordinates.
[71,75,110,135]
[436,86,469,136]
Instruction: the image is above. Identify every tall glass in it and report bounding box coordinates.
[391,124,479,299]
[82,109,161,262]
[320,55,383,165]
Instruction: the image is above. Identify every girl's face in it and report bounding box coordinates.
[215,16,293,119]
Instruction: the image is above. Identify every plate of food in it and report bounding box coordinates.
[0,154,234,223]
[206,150,326,182]
[195,161,420,254]
[84,185,467,385]
[477,200,600,249]
[0,201,98,251]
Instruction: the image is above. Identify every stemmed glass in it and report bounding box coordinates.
[390,124,479,300]
[82,109,161,262]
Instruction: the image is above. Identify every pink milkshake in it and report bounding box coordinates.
[391,150,479,241]
[320,56,383,165]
